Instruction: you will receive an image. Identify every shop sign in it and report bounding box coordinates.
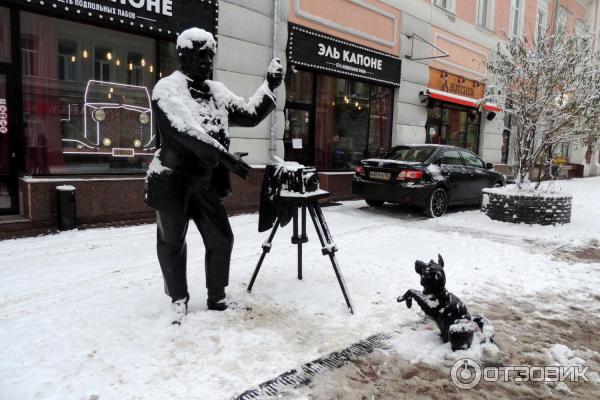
[4,0,217,37]
[288,24,401,87]
[0,99,7,135]
[428,68,485,99]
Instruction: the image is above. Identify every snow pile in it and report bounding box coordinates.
[390,327,498,366]
[0,177,599,399]
[548,344,586,368]
[547,344,600,386]
[176,28,217,52]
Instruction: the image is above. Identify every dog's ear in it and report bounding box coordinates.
[438,254,444,268]
[415,260,427,274]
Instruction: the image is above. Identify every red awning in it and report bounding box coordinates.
[425,88,502,112]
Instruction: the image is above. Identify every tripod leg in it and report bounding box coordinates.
[307,204,355,313]
[247,219,279,293]
[292,206,302,280]
[299,205,307,280]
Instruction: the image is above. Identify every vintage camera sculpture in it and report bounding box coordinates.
[251,157,354,313]
[259,158,320,232]
[280,165,320,195]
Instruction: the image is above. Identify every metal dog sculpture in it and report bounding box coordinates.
[397,255,493,351]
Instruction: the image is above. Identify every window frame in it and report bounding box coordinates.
[508,0,524,39]
[476,0,495,31]
[557,6,570,33]
[536,1,548,39]
[433,0,456,14]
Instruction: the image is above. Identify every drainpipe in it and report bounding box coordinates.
[270,0,281,161]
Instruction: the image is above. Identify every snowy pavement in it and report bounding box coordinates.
[1,178,600,399]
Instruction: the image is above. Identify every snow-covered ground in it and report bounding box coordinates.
[1,178,599,399]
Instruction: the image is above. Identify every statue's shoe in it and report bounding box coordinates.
[207,298,228,311]
[171,298,188,325]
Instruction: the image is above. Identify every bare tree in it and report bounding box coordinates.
[484,28,600,189]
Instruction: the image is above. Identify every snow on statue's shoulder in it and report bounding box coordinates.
[152,71,224,151]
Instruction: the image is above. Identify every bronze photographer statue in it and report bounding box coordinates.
[145,28,283,323]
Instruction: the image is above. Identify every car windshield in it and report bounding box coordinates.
[386,147,435,163]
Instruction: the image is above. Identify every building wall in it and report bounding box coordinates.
[214,0,289,165]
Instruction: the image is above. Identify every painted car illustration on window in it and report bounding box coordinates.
[62,80,155,157]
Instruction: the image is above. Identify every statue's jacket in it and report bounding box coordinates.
[144,71,276,210]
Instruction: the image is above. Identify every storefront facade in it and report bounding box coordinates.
[0,0,286,236]
[285,0,401,197]
[284,23,400,171]
[423,67,503,157]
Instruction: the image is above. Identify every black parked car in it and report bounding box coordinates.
[352,145,505,217]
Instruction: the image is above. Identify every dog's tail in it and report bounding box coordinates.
[472,315,494,344]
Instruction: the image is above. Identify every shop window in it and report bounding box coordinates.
[0,7,10,63]
[21,12,163,174]
[158,40,178,79]
[426,103,481,153]
[57,40,77,81]
[314,74,391,170]
[286,70,314,104]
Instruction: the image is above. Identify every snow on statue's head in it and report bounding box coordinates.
[176,28,217,83]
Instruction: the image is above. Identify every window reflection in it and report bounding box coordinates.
[315,75,391,170]
[426,103,481,152]
[0,7,11,63]
[21,12,162,174]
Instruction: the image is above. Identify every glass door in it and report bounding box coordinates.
[284,70,315,166]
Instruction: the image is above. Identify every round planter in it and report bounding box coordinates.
[481,188,572,225]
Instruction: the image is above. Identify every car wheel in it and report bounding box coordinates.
[365,199,384,207]
[425,188,448,218]
[493,181,503,188]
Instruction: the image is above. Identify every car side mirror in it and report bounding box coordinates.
[485,162,494,170]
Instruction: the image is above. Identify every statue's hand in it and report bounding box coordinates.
[221,151,252,179]
[267,58,284,91]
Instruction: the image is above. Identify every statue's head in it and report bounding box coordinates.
[415,254,446,294]
[176,28,217,83]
